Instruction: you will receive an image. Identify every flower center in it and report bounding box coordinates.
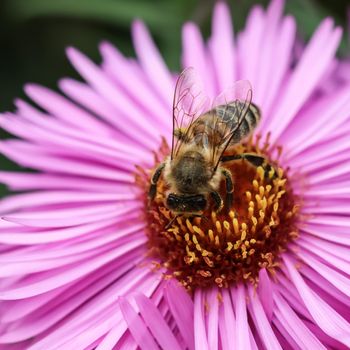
[137,134,299,290]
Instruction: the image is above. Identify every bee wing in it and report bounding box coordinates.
[171,67,210,159]
[208,80,253,169]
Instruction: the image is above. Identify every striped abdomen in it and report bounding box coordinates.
[215,102,260,144]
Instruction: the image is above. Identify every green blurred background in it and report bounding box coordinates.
[0,0,349,197]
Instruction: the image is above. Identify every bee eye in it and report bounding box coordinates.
[166,194,178,209]
[196,196,207,209]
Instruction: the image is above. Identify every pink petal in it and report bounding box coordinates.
[257,268,274,321]
[0,172,130,193]
[274,291,327,349]
[258,14,296,120]
[0,242,146,299]
[194,289,209,350]
[0,190,135,214]
[208,2,236,92]
[0,257,137,343]
[218,289,236,350]
[233,285,251,350]
[99,41,171,133]
[113,332,138,350]
[134,293,182,350]
[119,297,159,350]
[206,287,219,350]
[131,20,173,106]
[0,141,134,182]
[303,320,349,350]
[305,215,350,228]
[298,235,350,263]
[29,269,159,349]
[236,5,264,88]
[0,221,143,261]
[248,286,282,350]
[283,84,350,158]
[14,99,151,160]
[96,324,132,350]
[65,47,159,150]
[165,280,195,350]
[0,114,138,171]
[0,217,129,245]
[270,19,342,142]
[302,224,350,246]
[24,84,110,136]
[283,255,350,347]
[182,22,215,98]
[58,78,128,135]
[300,266,350,310]
[253,0,285,104]
[0,255,135,324]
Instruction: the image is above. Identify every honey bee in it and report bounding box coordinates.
[149,67,267,216]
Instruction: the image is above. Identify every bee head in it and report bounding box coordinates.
[166,193,207,213]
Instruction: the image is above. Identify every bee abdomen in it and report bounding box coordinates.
[224,102,260,144]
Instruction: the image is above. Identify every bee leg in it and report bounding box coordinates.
[221,153,277,179]
[149,162,165,200]
[210,191,223,212]
[221,168,234,212]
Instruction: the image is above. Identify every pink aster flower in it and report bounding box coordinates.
[1,0,350,349]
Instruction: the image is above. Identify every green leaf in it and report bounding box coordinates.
[6,0,183,29]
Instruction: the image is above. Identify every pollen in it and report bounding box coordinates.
[137,135,300,290]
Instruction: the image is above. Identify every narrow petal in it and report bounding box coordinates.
[208,2,236,92]
[283,255,350,347]
[287,131,350,169]
[270,20,342,142]
[236,5,264,88]
[0,242,146,299]
[233,285,251,350]
[119,298,159,350]
[0,172,129,193]
[194,289,209,350]
[282,84,350,157]
[99,41,171,134]
[218,289,236,350]
[28,269,159,349]
[165,280,195,350]
[0,141,134,182]
[206,288,219,350]
[298,235,350,263]
[0,191,135,214]
[58,78,126,133]
[248,286,282,350]
[66,47,159,149]
[13,99,151,160]
[24,84,111,136]
[0,259,136,343]
[113,332,138,350]
[274,292,327,349]
[135,293,182,350]
[131,20,173,106]
[257,268,274,321]
[253,0,285,104]
[299,266,350,311]
[258,14,296,119]
[96,323,132,350]
[182,22,215,98]
[0,217,128,245]
[302,224,350,246]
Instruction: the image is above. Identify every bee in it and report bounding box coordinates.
[149,67,267,216]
